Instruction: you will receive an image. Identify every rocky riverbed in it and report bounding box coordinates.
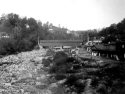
[0,49,125,94]
[0,49,64,94]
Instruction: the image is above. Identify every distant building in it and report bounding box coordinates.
[69,31,79,37]
[85,39,102,52]
[67,30,71,34]
[48,25,68,34]
[85,40,101,46]
[0,32,10,38]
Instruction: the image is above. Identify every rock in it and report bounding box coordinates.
[36,81,42,85]
[40,89,52,94]
[0,49,64,94]
[3,83,11,86]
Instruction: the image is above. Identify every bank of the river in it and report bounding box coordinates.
[0,49,66,94]
[0,48,125,94]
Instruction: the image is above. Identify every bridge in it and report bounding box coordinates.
[40,40,83,47]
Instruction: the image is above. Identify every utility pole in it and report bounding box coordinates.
[87,33,90,42]
[37,21,42,49]
[37,30,40,47]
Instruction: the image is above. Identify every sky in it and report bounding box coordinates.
[0,0,125,30]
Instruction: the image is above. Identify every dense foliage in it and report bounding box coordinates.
[0,13,41,55]
[72,18,125,43]
[44,51,125,94]
[0,13,77,55]
[98,19,125,43]
[73,29,99,41]
[0,13,125,55]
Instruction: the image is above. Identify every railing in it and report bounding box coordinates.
[40,40,83,46]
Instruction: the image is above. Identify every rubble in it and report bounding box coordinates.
[0,48,124,94]
[0,49,60,94]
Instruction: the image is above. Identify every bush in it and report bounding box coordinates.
[49,51,83,74]
[0,37,36,55]
[0,38,16,55]
[55,74,67,80]
[49,52,69,74]
[42,58,52,67]
[48,50,125,94]
[34,45,40,50]
[64,74,86,93]
[45,49,55,56]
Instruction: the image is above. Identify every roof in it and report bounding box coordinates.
[63,46,72,48]
[40,40,83,46]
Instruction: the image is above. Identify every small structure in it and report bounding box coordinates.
[53,46,64,52]
[91,41,125,60]
[40,40,83,48]
[85,40,101,52]
[0,32,10,39]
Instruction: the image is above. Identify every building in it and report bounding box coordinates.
[0,32,10,39]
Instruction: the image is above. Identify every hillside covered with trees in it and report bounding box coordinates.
[0,13,79,55]
[98,18,125,43]
[0,13,125,55]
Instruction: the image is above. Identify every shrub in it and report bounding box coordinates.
[42,58,52,67]
[0,38,16,55]
[55,74,67,80]
[45,49,55,56]
[0,37,36,55]
[49,51,69,74]
[34,45,40,50]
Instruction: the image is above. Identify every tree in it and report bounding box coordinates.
[99,18,125,43]
[0,13,43,54]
